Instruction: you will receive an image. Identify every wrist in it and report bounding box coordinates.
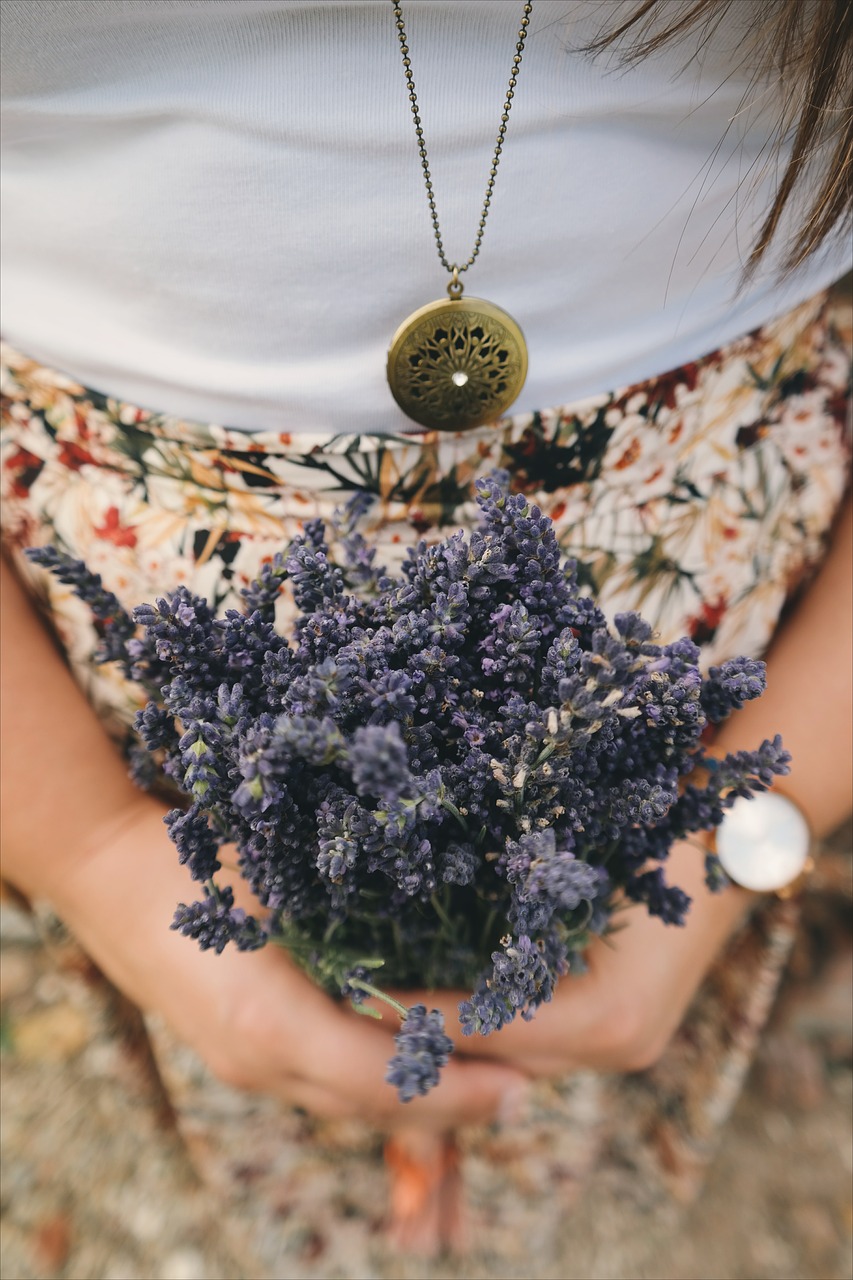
[47,793,180,946]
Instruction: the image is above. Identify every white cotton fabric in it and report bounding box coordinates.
[1,0,850,434]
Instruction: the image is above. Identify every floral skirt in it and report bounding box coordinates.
[1,288,851,1229]
[2,289,851,743]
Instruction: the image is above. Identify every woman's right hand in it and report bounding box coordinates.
[53,794,528,1130]
[1,553,527,1132]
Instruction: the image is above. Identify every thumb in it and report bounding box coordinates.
[402,1055,530,1131]
[310,1005,530,1131]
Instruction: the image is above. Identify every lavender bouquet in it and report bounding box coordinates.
[29,475,788,1101]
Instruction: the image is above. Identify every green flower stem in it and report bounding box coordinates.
[479,906,498,953]
[599,839,620,866]
[439,796,468,832]
[323,918,342,946]
[563,897,594,937]
[533,742,557,769]
[430,891,454,934]
[391,917,406,971]
[518,741,559,809]
[345,979,409,1020]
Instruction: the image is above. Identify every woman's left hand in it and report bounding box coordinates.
[359,836,752,1077]
[361,495,853,1079]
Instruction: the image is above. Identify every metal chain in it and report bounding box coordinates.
[392,1,533,294]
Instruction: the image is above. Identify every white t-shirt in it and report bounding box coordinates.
[1,0,849,434]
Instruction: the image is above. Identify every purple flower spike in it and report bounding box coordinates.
[386,1006,454,1102]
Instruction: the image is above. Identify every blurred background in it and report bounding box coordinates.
[1,820,850,1280]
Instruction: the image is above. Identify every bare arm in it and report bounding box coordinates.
[709,494,852,840]
[381,495,853,1073]
[0,552,526,1127]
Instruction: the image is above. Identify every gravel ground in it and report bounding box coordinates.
[2,843,851,1280]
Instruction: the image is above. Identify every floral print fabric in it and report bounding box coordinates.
[1,290,850,1208]
[1,288,850,747]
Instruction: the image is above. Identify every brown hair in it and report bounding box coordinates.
[585,0,852,278]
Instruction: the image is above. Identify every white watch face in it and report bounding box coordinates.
[716,791,810,892]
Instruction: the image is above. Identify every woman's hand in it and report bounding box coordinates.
[373,836,752,1077]
[52,794,529,1129]
[377,494,853,1079]
[0,554,527,1131]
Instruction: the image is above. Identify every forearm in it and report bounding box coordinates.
[0,552,151,902]
[395,494,853,1073]
[711,493,852,839]
[641,493,853,1008]
[0,558,531,1127]
[597,493,853,1062]
[585,494,853,1053]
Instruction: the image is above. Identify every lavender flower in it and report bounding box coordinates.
[172,886,265,953]
[25,546,136,667]
[701,657,767,723]
[32,471,786,1102]
[625,867,692,926]
[439,841,479,886]
[386,1006,454,1102]
[522,837,608,913]
[165,804,222,883]
[340,965,372,1005]
[348,722,414,802]
[459,933,562,1036]
[240,551,289,620]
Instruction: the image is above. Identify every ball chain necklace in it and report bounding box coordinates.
[386,0,533,432]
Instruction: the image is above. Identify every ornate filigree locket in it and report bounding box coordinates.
[387,281,528,432]
[388,2,532,432]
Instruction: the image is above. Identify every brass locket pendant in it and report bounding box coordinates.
[387,280,528,432]
[387,4,534,432]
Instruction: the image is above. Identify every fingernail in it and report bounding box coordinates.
[497,1082,530,1129]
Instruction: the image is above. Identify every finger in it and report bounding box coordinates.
[216,944,530,1130]
[363,986,552,1062]
[265,1051,530,1130]
[373,985,599,1077]
[236,952,531,1129]
[247,1062,412,1124]
[300,1008,530,1131]
[271,1076,368,1121]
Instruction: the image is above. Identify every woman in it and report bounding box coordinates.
[2,0,851,1255]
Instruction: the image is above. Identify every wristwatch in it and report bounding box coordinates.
[714,790,814,898]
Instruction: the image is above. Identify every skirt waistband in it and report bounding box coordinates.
[0,291,835,465]
[2,286,850,682]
